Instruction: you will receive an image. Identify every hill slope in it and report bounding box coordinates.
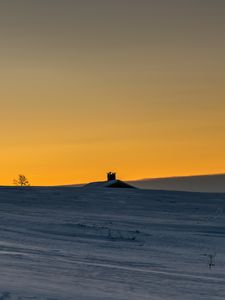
[128,173,225,193]
[0,186,224,299]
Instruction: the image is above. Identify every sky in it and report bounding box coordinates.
[0,0,225,185]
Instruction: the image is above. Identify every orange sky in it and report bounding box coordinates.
[0,1,225,185]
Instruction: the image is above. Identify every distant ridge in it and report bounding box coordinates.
[127,173,225,193]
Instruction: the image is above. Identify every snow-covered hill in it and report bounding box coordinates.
[128,174,225,193]
[0,186,224,299]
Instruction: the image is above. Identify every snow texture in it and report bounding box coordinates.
[0,186,224,299]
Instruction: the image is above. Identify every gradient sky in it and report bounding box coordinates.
[0,0,225,185]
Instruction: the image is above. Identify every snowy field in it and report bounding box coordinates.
[0,187,224,300]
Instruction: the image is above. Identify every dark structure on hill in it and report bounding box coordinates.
[107,172,116,181]
[84,172,136,189]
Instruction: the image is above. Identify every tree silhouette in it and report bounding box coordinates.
[13,174,30,186]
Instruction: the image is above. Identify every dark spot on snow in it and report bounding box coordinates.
[0,292,10,300]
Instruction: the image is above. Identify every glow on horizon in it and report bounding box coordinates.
[0,1,225,185]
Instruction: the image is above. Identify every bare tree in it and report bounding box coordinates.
[13,174,30,186]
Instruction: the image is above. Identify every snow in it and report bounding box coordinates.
[128,174,225,193]
[0,186,224,299]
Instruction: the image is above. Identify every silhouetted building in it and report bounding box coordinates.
[107,172,116,181]
[84,172,136,189]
